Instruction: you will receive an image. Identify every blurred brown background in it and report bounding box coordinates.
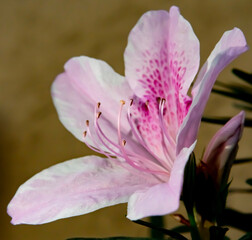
[1,0,251,239]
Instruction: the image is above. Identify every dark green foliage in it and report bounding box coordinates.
[149,216,165,239]
[238,232,252,240]
[203,68,252,128]
[67,238,160,240]
[220,209,252,232]
[246,178,252,186]
[209,226,229,240]
[182,153,201,240]
[133,219,188,240]
[182,153,196,215]
[232,69,252,85]
[234,158,252,164]
[202,116,252,127]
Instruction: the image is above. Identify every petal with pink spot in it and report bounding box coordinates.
[124,6,199,100]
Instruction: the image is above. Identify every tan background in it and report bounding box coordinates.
[1,0,252,239]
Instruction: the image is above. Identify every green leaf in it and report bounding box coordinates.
[209,226,229,240]
[232,69,252,85]
[194,166,231,224]
[238,232,252,240]
[212,88,252,105]
[195,170,216,222]
[202,116,252,127]
[170,225,191,233]
[229,188,252,194]
[246,178,252,186]
[216,182,231,225]
[234,158,252,164]
[133,219,188,240]
[149,216,165,239]
[182,153,196,214]
[213,80,252,105]
[67,238,160,240]
[220,208,252,232]
[233,103,252,112]
[182,153,201,240]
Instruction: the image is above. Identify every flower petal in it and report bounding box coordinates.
[8,156,158,225]
[127,141,196,220]
[51,56,132,144]
[202,111,245,184]
[177,28,248,154]
[125,6,199,160]
[124,6,199,99]
[129,98,169,160]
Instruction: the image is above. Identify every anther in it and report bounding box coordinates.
[122,139,126,146]
[172,214,190,226]
[130,99,133,106]
[120,100,125,105]
[145,100,149,107]
[83,131,87,137]
[97,112,102,119]
[156,97,161,104]
[86,120,89,126]
[161,98,166,104]
[97,102,101,108]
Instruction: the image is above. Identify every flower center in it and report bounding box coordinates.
[83,100,172,180]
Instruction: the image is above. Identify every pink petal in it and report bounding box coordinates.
[51,57,133,144]
[129,98,169,160]
[127,141,196,220]
[8,156,158,225]
[124,6,199,159]
[202,111,245,183]
[124,6,199,99]
[177,28,248,154]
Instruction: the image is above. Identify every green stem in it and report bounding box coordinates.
[150,216,165,239]
[187,210,201,240]
[133,219,188,240]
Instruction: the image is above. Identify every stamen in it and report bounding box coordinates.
[130,99,133,106]
[83,100,169,180]
[93,101,149,163]
[83,127,112,156]
[118,100,168,176]
[127,104,171,171]
[84,138,128,171]
[94,111,167,178]
[159,98,176,147]
[158,98,176,166]
[95,120,122,154]
[93,103,124,157]
[94,105,167,177]
[97,112,102,119]
[172,214,190,226]
[117,102,149,171]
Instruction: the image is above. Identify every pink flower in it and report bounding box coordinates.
[8,6,248,225]
[201,111,245,188]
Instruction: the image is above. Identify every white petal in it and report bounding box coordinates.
[8,156,158,225]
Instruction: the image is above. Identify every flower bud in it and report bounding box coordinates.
[195,111,245,222]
